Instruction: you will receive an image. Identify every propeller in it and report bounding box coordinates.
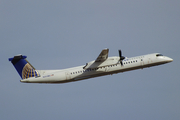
[118,50,125,66]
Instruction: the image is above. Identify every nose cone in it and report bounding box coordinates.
[166,57,173,62]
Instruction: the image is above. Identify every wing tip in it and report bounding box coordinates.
[104,48,109,50]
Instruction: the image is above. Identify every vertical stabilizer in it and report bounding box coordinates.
[9,55,40,79]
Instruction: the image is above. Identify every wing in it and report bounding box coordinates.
[95,48,109,62]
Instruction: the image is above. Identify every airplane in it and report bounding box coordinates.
[9,49,173,84]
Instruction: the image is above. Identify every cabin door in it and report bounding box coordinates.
[148,58,153,64]
[65,72,71,80]
[140,59,144,67]
[105,66,110,72]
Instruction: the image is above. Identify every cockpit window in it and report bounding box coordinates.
[156,54,163,57]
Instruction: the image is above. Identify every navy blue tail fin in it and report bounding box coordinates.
[9,55,40,79]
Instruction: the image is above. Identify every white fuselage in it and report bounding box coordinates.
[20,53,173,83]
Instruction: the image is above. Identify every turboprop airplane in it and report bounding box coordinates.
[9,49,173,83]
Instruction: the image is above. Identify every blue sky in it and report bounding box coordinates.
[1,1,180,120]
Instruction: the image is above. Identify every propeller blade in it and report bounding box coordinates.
[118,49,125,66]
[120,61,123,66]
[119,50,122,57]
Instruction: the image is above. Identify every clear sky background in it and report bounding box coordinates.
[1,0,180,120]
